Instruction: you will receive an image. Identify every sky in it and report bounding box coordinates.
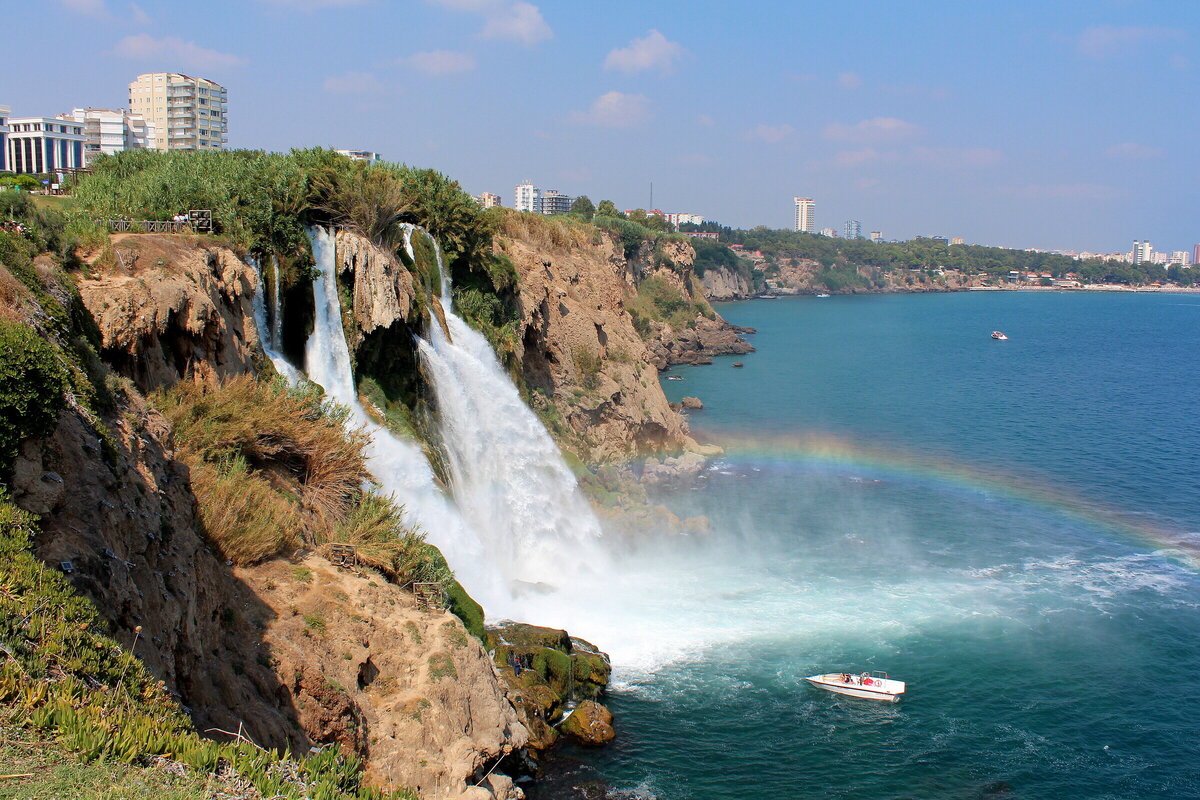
[5,0,1198,253]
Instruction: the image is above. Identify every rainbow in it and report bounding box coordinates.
[689,429,1200,571]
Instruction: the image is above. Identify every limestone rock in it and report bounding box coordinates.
[681,396,703,410]
[78,234,258,392]
[561,701,615,747]
[700,266,753,300]
[336,229,415,342]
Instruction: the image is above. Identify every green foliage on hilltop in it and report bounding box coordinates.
[0,319,68,475]
[684,223,1199,286]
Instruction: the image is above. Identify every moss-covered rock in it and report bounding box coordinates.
[560,700,615,747]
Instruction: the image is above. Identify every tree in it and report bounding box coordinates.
[596,199,621,218]
[569,195,595,220]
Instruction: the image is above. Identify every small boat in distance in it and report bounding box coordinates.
[665,375,684,381]
[806,671,906,702]
[991,331,1008,340]
[816,293,831,298]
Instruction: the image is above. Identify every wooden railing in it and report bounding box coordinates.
[108,219,194,233]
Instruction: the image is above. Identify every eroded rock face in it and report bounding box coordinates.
[644,317,756,370]
[244,556,528,797]
[336,229,416,346]
[499,233,691,461]
[699,266,753,300]
[78,235,259,392]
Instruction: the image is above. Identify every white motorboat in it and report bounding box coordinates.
[806,671,905,702]
[816,293,831,298]
[991,331,1008,340]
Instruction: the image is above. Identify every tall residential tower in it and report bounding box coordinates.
[793,197,814,233]
[128,73,227,151]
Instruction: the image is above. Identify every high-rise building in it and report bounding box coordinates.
[128,73,227,151]
[1169,251,1189,267]
[0,105,9,172]
[538,189,573,215]
[819,227,838,238]
[950,237,965,246]
[1131,240,1153,265]
[514,182,539,213]
[793,197,815,233]
[335,149,381,164]
[5,117,86,174]
[843,219,862,240]
[478,192,502,209]
[869,231,883,242]
[1193,244,1200,266]
[60,108,156,164]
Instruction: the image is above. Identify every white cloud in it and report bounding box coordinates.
[837,71,863,89]
[1106,142,1164,160]
[480,1,552,45]
[60,0,108,17]
[129,2,150,24]
[745,123,794,143]
[570,91,651,129]
[323,71,385,94]
[604,30,684,75]
[1005,183,1120,200]
[1076,25,1183,59]
[404,50,476,75]
[824,117,920,143]
[111,34,246,69]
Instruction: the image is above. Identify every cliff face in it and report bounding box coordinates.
[699,266,754,300]
[78,234,260,392]
[498,231,691,461]
[337,229,417,346]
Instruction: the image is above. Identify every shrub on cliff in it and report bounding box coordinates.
[0,318,67,475]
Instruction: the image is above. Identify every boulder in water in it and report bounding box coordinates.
[681,396,703,409]
[561,700,615,746]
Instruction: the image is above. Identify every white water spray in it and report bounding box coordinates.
[408,226,607,590]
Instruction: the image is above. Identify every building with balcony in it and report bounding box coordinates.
[538,189,573,215]
[793,197,815,233]
[514,182,539,213]
[843,219,862,240]
[478,192,502,208]
[59,108,156,164]
[0,105,9,171]
[665,212,705,228]
[1131,240,1152,265]
[335,149,381,164]
[128,73,227,151]
[5,117,85,174]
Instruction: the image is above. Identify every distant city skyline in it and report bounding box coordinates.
[5,0,1198,253]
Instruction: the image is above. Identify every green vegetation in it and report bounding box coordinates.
[0,490,411,800]
[0,319,67,474]
[426,652,457,681]
[626,274,710,332]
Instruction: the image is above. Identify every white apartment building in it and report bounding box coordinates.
[793,197,815,233]
[869,231,883,242]
[844,219,862,239]
[0,105,9,172]
[1169,251,1189,267]
[665,212,705,228]
[819,227,838,237]
[478,192,502,208]
[515,182,539,213]
[128,73,227,151]
[6,117,86,174]
[335,149,381,164]
[60,108,156,164]
[1131,240,1153,265]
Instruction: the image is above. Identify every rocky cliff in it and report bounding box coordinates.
[699,265,754,301]
[497,227,692,462]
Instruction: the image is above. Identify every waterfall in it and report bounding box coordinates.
[269,254,284,353]
[302,227,510,611]
[408,226,607,591]
[248,255,303,383]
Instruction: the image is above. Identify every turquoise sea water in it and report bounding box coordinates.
[574,293,1200,799]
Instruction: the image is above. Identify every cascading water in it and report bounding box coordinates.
[247,255,302,382]
[407,227,607,592]
[301,227,510,611]
[269,254,284,353]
